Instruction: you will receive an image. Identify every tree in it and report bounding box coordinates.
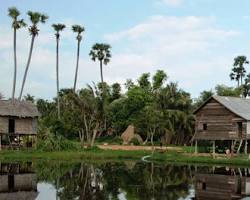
[8,7,26,103]
[72,25,85,93]
[89,43,111,83]
[230,56,249,87]
[138,73,151,90]
[71,87,103,147]
[52,23,66,119]
[152,70,167,91]
[242,73,250,97]
[194,90,214,109]
[110,83,121,101]
[215,84,241,97]
[23,94,35,103]
[19,11,48,100]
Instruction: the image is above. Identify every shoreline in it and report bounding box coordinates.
[0,148,250,167]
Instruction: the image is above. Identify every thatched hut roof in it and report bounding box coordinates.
[0,100,40,118]
[121,125,143,144]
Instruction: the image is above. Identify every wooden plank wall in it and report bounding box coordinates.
[0,116,37,135]
[0,117,8,133]
[15,118,37,135]
[195,174,242,200]
[194,99,248,140]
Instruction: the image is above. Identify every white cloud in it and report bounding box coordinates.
[103,15,240,97]
[0,15,241,100]
[0,24,99,100]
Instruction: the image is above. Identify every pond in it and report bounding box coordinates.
[0,160,250,200]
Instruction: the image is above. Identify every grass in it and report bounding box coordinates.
[1,146,250,167]
[0,148,147,162]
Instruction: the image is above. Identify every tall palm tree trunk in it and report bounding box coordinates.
[12,29,17,103]
[73,40,80,92]
[19,35,35,100]
[100,60,104,83]
[56,37,60,119]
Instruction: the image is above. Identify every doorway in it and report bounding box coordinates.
[238,122,243,138]
[8,119,15,134]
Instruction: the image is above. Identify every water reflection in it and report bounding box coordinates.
[0,162,38,200]
[0,161,250,199]
[194,167,250,200]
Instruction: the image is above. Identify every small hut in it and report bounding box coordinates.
[0,100,40,149]
[193,96,250,154]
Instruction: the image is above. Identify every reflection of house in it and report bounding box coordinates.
[193,96,250,153]
[195,169,250,200]
[0,100,40,149]
[0,163,38,200]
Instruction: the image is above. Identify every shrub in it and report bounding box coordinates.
[37,131,80,151]
[130,137,140,146]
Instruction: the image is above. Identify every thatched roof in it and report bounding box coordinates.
[0,100,40,118]
[0,191,38,200]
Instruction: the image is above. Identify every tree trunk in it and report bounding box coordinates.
[56,37,60,119]
[150,130,155,155]
[143,134,149,145]
[91,123,99,147]
[100,60,104,83]
[19,35,35,100]
[12,29,17,103]
[73,40,80,92]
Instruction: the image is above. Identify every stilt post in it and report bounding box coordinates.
[212,140,215,158]
[245,139,248,155]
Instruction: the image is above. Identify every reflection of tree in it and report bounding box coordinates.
[35,161,193,200]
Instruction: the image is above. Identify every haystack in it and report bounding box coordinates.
[121,125,143,144]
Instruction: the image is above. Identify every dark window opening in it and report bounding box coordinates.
[8,175,14,191]
[237,122,242,137]
[8,119,15,134]
[202,182,206,190]
[203,123,207,131]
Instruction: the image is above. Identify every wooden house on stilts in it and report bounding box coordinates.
[0,100,40,149]
[193,96,250,154]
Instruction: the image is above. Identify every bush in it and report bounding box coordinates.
[130,137,140,146]
[96,135,123,144]
[37,131,80,151]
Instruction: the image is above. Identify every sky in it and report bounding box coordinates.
[1,0,250,100]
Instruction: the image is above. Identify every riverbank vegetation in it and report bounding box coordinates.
[1,148,250,167]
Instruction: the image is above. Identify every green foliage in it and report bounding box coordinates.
[130,137,140,146]
[37,131,80,151]
[96,136,123,144]
[230,55,249,87]
[35,70,194,148]
[194,90,213,109]
[215,84,241,97]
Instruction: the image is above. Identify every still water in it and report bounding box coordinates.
[0,160,250,200]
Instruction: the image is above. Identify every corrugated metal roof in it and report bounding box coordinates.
[212,96,250,120]
[0,100,40,118]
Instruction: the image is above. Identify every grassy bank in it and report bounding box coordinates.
[1,147,250,166]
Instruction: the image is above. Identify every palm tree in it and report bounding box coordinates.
[52,23,66,119]
[72,25,85,93]
[230,56,249,87]
[89,43,111,83]
[8,7,26,103]
[18,11,48,100]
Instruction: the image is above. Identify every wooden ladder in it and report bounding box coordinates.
[233,139,243,154]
